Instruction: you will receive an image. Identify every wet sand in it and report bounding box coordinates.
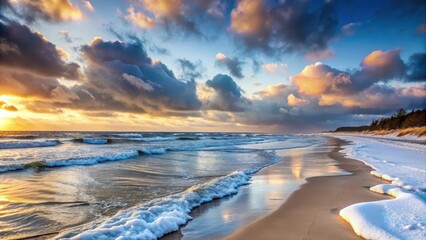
[227,137,390,240]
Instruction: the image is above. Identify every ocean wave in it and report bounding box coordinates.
[0,135,38,139]
[141,137,177,142]
[0,164,25,173]
[81,138,110,144]
[54,151,281,240]
[0,147,169,173]
[44,151,141,167]
[0,140,60,149]
[114,133,144,138]
[138,148,167,155]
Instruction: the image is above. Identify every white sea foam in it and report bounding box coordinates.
[340,184,426,240]
[0,136,271,174]
[44,151,140,167]
[0,140,60,149]
[335,134,426,240]
[114,133,144,138]
[337,134,426,192]
[139,148,167,155]
[55,151,281,240]
[0,147,170,173]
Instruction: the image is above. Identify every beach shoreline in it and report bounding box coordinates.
[226,137,391,240]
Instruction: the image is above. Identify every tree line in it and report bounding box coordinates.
[334,109,425,132]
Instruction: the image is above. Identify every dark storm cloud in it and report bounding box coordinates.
[177,58,203,80]
[205,74,250,112]
[406,53,426,82]
[230,0,338,56]
[81,38,202,111]
[215,53,244,79]
[0,21,80,79]
[82,38,152,66]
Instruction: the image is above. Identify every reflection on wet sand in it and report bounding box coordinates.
[170,140,346,240]
[289,147,304,179]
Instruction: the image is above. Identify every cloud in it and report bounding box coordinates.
[230,0,269,44]
[126,5,155,29]
[317,85,425,110]
[0,71,83,105]
[222,49,425,132]
[262,63,287,74]
[339,22,361,36]
[204,74,250,111]
[287,94,308,106]
[292,62,352,96]
[0,36,202,115]
[215,52,244,78]
[305,48,334,61]
[81,37,202,112]
[0,100,17,111]
[293,49,409,98]
[254,83,292,102]
[229,0,338,57]
[7,0,83,22]
[83,1,94,12]
[0,21,80,79]
[122,73,155,91]
[177,58,203,80]
[290,49,425,111]
[59,30,72,43]
[406,53,426,82]
[359,49,405,81]
[125,0,225,38]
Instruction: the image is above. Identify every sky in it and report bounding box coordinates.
[0,0,424,132]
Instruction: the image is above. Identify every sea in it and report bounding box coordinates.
[0,131,339,239]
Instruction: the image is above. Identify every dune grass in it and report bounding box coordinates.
[362,126,426,137]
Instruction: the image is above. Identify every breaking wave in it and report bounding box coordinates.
[55,151,281,239]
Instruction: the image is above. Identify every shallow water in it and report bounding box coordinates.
[170,140,346,239]
[0,132,324,239]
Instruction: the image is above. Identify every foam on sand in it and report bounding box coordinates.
[340,184,426,240]
[0,140,60,149]
[335,134,426,240]
[55,151,281,240]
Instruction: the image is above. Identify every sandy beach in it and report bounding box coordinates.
[227,137,390,240]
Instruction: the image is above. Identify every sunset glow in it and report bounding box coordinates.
[0,0,424,132]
